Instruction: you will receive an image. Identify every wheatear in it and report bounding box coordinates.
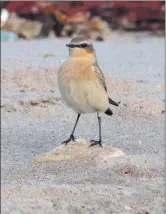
[58,37,120,147]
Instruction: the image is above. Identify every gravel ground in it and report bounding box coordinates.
[1,36,165,214]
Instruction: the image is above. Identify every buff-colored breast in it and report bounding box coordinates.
[58,58,109,114]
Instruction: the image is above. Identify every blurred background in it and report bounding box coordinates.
[1,3,165,208]
[1,0,165,41]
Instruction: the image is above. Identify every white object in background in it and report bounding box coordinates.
[1,9,9,28]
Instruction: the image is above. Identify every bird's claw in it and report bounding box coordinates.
[89,140,102,147]
[61,134,76,145]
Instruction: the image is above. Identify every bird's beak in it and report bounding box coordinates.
[66,43,75,48]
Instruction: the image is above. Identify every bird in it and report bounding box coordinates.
[57,37,120,147]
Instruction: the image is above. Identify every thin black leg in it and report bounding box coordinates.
[89,113,102,147]
[98,115,102,142]
[71,114,81,136]
[61,114,81,145]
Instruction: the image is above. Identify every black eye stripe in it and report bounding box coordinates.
[70,44,75,48]
[80,43,88,48]
[70,43,88,48]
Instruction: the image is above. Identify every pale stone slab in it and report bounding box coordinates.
[34,139,125,163]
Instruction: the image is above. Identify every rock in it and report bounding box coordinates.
[34,139,125,163]
[3,13,41,39]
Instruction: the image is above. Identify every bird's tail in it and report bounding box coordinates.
[108,97,120,107]
[105,108,113,116]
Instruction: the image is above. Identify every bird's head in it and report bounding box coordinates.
[66,37,96,61]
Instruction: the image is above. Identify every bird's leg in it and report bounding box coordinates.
[62,114,81,145]
[89,113,102,147]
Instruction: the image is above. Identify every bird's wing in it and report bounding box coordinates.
[92,63,107,92]
[93,63,120,107]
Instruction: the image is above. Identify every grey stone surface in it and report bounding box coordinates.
[1,36,165,214]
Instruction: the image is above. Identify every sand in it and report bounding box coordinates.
[1,36,165,214]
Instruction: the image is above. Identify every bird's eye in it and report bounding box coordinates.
[81,43,88,48]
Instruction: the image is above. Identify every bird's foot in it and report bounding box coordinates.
[89,140,103,147]
[61,134,76,146]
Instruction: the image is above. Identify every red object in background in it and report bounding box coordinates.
[3,1,165,32]
[111,1,163,10]
[3,1,164,15]
[3,1,37,14]
[47,1,110,16]
[3,1,109,15]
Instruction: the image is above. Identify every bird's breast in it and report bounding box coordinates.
[58,59,97,83]
[58,59,109,113]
